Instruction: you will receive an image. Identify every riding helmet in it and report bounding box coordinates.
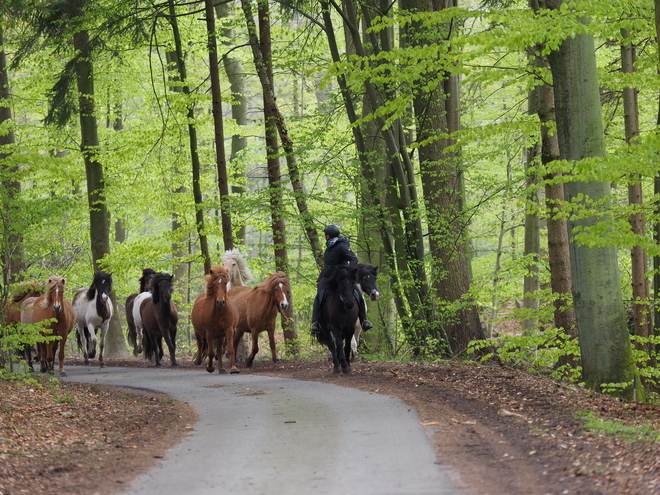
[323,224,340,238]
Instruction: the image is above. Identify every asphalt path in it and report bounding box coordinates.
[63,366,460,495]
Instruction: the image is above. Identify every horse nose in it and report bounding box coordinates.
[370,290,380,301]
[53,304,62,314]
[216,299,226,308]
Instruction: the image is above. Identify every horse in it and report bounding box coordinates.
[350,263,380,361]
[20,276,75,376]
[222,248,253,360]
[191,265,239,374]
[316,265,358,374]
[222,248,253,290]
[229,271,290,368]
[141,272,178,367]
[3,282,43,368]
[72,272,114,367]
[126,268,156,356]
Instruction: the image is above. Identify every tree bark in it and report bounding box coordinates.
[546,0,636,395]
[205,0,233,252]
[0,22,24,285]
[399,0,483,353]
[167,0,212,273]
[71,3,128,358]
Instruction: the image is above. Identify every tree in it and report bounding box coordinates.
[545,0,637,394]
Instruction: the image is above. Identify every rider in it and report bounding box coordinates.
[310,224,372,335]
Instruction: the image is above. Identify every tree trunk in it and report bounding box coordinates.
[205,0,233,251]
[546,0,637,396]
[216,0,248,244]
[167,0,212,273]
[400,0,483,354]
[621,29,650,342]
[0,23,24,285]
[71,5,128,358]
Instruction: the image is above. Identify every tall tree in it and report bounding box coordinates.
[545,0,637,394]
[400,0,484,353]
[0,21,24,285]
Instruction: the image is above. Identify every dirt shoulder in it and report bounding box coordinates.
[1,357,660,495]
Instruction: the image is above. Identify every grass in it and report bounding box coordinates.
[578,411,660,443]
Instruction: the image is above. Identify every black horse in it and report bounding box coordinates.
[141,273,178,367]
[316,264,359,374]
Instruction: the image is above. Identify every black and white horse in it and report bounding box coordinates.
[72,272,113,367]
[350,263,380,360]
[126,268,156,356]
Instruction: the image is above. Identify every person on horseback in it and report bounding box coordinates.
[310,224,373,335]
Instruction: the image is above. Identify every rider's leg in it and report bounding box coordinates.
[355,289,373,331]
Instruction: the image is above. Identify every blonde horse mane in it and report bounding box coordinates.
[222,248,253,287]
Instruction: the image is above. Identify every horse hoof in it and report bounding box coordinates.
[171,362,178,367]
[100,363,106,369]
[333,366,341,374]
[230,368,240,374]
[218,368,227,374]
[206,366,214,373]
[84,360,90,365]
[59,370,67,377]
[342,366,351,375]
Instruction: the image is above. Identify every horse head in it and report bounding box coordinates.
[330,265,356,311]
[45,276,66,314]
[206,266,229,308]
[268,271,290,312]
[357,263,380,301]
[151,273,174,305]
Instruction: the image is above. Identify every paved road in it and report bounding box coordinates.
[63,366,460,495]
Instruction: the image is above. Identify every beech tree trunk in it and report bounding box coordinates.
[72,2,128,358]
[546,0,637,395]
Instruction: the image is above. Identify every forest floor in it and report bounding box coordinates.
[1,355,660,495]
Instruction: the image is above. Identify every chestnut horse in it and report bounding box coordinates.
[229,271,290,368]
[72,272,114,367]
[126,268,156,356]
[3,282,43,367]
[20,276,75,376]
[191,265,239,374]
[141,272,178,367]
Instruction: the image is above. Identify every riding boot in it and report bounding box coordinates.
[311,293,321,334]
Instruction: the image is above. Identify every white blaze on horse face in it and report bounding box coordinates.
[278,282,289,310]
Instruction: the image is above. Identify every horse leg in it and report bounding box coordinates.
[58,336,67,376]
[38,342,47,373]
[232,330,244,366]
[215,336,226,374]
[206,335,216,373]
[86,323,97,360]
[267,328,278,363]
[163,326,177,367]
[98,322,109,368]
[194,332,204,366]
[342,333,353,374]
[226,328,239,374]
[326,327,340,373]
[245,330,259,368]
[47,341,56,374]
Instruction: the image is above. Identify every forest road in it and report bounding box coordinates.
[62,366,462,495]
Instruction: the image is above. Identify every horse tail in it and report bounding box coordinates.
[144,336,155,360]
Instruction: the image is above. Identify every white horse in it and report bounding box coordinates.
[222,248,253,361]
[222,248,253,290]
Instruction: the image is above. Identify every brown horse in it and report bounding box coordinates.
[191,265,239,374]
[229,271,290,368]
[2,282,43,368]
[20,276,75,376]
[141,273,178,367]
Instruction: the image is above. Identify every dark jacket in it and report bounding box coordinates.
[318,236,358,280]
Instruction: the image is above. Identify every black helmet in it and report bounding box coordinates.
[323,224,340,238]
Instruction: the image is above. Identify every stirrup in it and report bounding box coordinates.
[311,321,321,334]
[362,320,373,332]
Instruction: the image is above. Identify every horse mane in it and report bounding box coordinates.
[139,268,157,292]
[222,248,253,284]
[318,265,354,292]
[205,266,228,296]
[259,271,289,292]
[87,272,113,300]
